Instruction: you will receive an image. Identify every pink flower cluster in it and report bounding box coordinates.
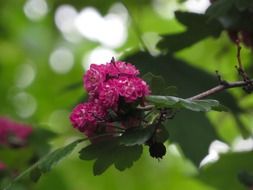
[70,59,150,138]
[0,117,33,146]
[0,161,6,171]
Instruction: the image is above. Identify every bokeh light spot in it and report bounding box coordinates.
[82,47,117,69]
[49,47,74,74]
[12,92,37,118]
[15,63,36,89]
[24,0,48,21]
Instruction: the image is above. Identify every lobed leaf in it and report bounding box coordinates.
[119,125,156,146]
[2,139,84,189]
[164,110,218,166]
[79,140,143,175]
[79,140,119,161]
[234,0,253,11]
[157,12,223,51]
[199,151,253,190]
[146,95,226,112]
[146,95,180,108]
[143,72,177,96]
[206,0,233,18]
[30,139,83,182]
[126,52,238,166]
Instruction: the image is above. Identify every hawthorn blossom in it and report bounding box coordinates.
[0,161,6,171]
[106,61,140,77]
[115,76,150,102]
[0,117,33,146]
[70,58,150,139]
[98,80,119,109]
[83,64,106,94]
[84,60,150,102]
[70,102,106,134]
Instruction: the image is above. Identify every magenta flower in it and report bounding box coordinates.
[0,117,33,146]
[98,81,119,109]
[0,161,6,171]
[83,64,106,94]
[70,102,106,133]
[116,76,150,102]
[70,58,151,140]
[0,118,9,144]
[106,61,140,77]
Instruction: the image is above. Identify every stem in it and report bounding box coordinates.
[122,1,149,52]
[188,79,253,100]
[236,40,243,70]
[136,105,155,111]
[3,138,86,190]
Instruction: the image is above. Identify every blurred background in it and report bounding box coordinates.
[0,0,253,189]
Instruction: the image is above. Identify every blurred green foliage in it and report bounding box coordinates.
[1,0,253,189]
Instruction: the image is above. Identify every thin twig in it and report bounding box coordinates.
[236,40,243,70]
[121,1,149,52]
[188,79,253,100]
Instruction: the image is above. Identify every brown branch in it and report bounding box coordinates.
[188,79,253,100]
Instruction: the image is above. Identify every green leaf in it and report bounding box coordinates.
[199,151,253,190]
[39,139,82,173]
[119,125,156,146]
[30,139,83,181]
[28,128,57,156]
[206,0,253,19]
[93,145,142,175]
[113,145,143,171]
[206,0,234,18]
[147,95,225,112]
[146,95,179,108]
[182,99,220,112]
[205,0,253,30]
[93,156,114,176]
[143,72,177,95]
[238,171,253,188]
[2,139,83,189]
[79,140,118,161]
[234,0,253,11]
[179,99,208,112]
[79,140,143,175]
[157,12,223,52]
[194,99,229,112]
[164,110,218,165]
[29,167,41,182]
[127,52,236,165]
[127,52,240,113]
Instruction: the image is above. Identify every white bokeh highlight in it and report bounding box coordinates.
[24,0,48,21]
[142,32,162,56]
[15,63,36,89]
[184,0,211,14]
[55,5,78,33]
[49,47,74,74]
[200,140,230,167]
[83,47,117,69]
[12,92,37,118]
[152,0,179,19]
[74,7,127,48]
[232,137,253,152]
[54,5,82,42]
[48,109,70,133]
